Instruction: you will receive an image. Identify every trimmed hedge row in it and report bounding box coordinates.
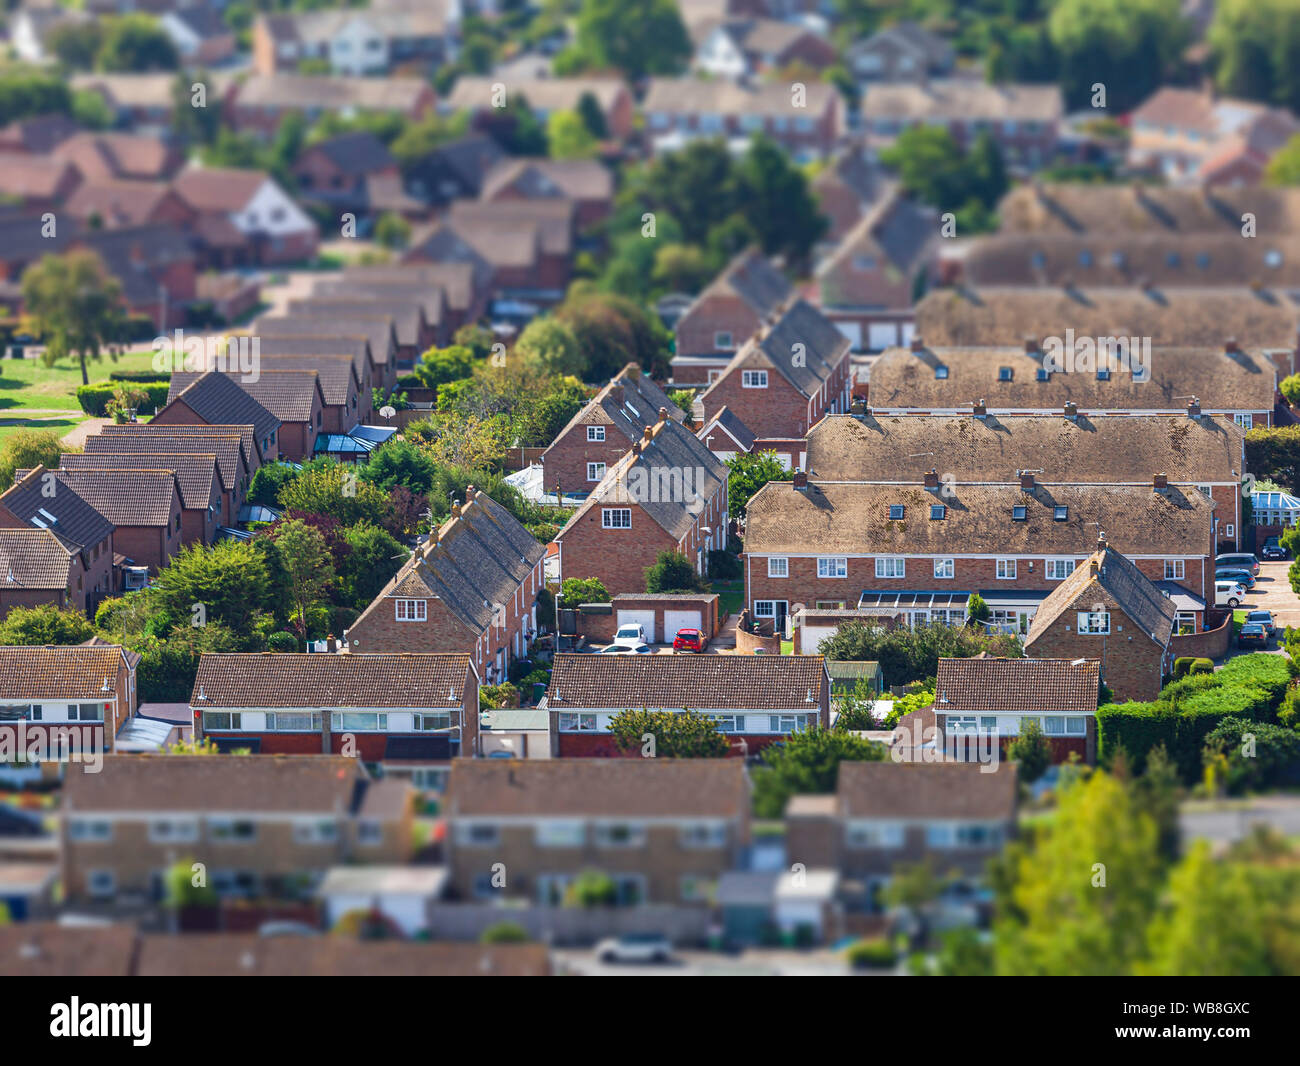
[108,370,170,383]
[1172,656,1213,679]
[76,381,170,416]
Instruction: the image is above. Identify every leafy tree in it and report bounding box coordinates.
[163,736,221,755]
[0,604,94,646]
[640,139,743,246]
[359,437,439,495]
[277,463,391,526]
[1246,425,1300,493]
[170,70,219,145]
[415,413,508,469]
[916,926,995,977]
[573,0,691,80]
[338,522,405,609]
[652,243,715,294]
[47,22,105,69]
[564,869,618,908]
[546,109,599,160]
[150,539,273,634]
[413,344,475,389]
[1266,134,1300,186]
[736,136,827,267]
[1211,0,1300,114]
[480,921,530,944]
[555,290,673,380]
[373,212,411,250]
[576,91,608,139]
[390,111,471,170]
[607,707,730,758]
[726,450,788,518]
[818,621,1023,688]
[644,550,708,594]
[751,725,886,818]
[560,577,610,604]
[0,430,70,488]
[71,89,113,130]
[516,317,584,377]
[475,91,546,155]
[0,71,71,126]
[247,461,300,508]
[1048,0,1187,112]
[96,14,179,72]
[162,857,216,909]
[832,677,881,731]
[1128,743,1182,861]
[263,519,334,637]
[22,250,126,385]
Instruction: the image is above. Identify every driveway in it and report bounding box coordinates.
[1234,560,1300,628]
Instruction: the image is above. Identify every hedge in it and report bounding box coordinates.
[1214,653,1295,709]
[1096,699,1266,781]
[108,370,170,383]
[1159,672,1222,706]
[1173,656,1214,679]
[76,381,170,416]
[1203,717,1300,793]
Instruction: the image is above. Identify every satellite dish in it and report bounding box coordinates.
[379,405,396,419]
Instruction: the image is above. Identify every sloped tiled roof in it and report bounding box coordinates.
[163,370,281,444]
[173,166,269,212]
[862,79,1061,122]
[817,188,937,305]
[699,405,756,452]
[0,645,129,700]
[703,299,849,402]
[1026,547,1178,649]
[47,469,179,527]
[0,924,137,978]
[191,653,473,708]
[301,130,395,176]
[95,425,253,488]
[546,652,828,710]
[287,297,421,348]
[837,761,1018,820]
[0,528,73,590]
[442,76,628,115]
[448,198,575,257]
[60,452,218,512]
[235,74,432,113]
[170,370,323,424]
[0,153,79,199]
[255,314,396,365]
[934,657,1100,714]
[312,280,444,327]
[0,466,113,555]
[480,157,613,203]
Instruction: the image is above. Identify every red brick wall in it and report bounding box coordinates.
[675,293,761,360]
[577,594,720,643]
[1170,616,1233,661]
[541,412,631,497]
[701,350,849,439]
[555,729,785,758]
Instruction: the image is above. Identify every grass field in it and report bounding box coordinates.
[0,416,86,442]
[0,349,161,413]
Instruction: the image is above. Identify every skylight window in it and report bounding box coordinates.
[930,505,945,520]
[1012,506,1027,521]
[1036,368,1050,382]
[889,504,904,520]
[1054,506,1068,521]
[935,365,949,379]
[998,367,1013,381]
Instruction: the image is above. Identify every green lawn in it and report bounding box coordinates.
[0,416,88,441]
[0,349,161,413]
[712,578,744,617]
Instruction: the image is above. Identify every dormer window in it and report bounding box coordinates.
[934,365,949,379]
[1054,506,1068,521]
[888,504,904,520]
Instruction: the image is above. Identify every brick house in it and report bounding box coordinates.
[541,364,685,499]
[0,529,87,620]
[310,280,451,349]
[152,371,282,464]
[41,469,183,576]
[345,486,547,687]
[402,133,505,207]
[811,150,892,246]
[350,261,491,336]
[672,249,793,387]
[1024,543,1177,702]
[60,452,223,548]
[444,758,750,905]
[479,158,614,230]
[254,314,400,392]
[0,467,114,613]
[869,336,1283,431]
[742,475,1215,637]
[292,130,402,219]
[251,8,454,77]
[52,132,185,183]
[0,645,138,773]
[191,653,478,777]
[691,17,838,80]
[440,77,636,141]
[784,761,1017,912]
[932,656,1102,764]
[172,166,319,267]
[845,20,954,84]
[286,295,435,364]
[697,406,806,471]
[806,411,1247,551]
[553,415,729,596]
[63,180,197,230]
[61,755,412,905]
[697,299,852,439]
[168,369,327,462]
[444,199,577,305]
[0,154,83,212]
[543,653,830,757]
[813,185,937,352]
[227,75,436,139]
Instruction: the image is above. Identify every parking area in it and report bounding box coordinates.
[1234,560,1300,629]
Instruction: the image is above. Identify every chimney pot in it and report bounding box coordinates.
[909,335,924,352]
[642,425,653,441]
[1225,338,1239,354]
[1154,472,1168,492]
[792,469,808,490]
[1064,401,1078,421]
[1187,397,1201,419]
[972,398,987,419]
[658,406,667,423]
[1020,471,1035,490]
[1096,531,1107,551]
[924,468,939,489]
[1024,335,1039,354]
[465,484,476,501]
[451,501,462,518]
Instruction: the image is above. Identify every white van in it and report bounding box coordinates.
[1215,579,1246,608]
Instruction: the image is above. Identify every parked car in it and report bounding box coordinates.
[1238,622,1270,648]
[672,628,708,652]
[1261,543,1288,560]
[1215,567,1256,589]
[1215,580,1247,608]
[1216,552,1260,576]
[595,933,673,964]
[612,623,647,649]
[599,642,651,654]
[1245,610,1277,638]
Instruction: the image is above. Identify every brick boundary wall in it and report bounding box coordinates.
[1170,615,1233,661]
[735,610,781,654]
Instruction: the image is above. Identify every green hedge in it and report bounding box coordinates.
[76,382,170,416]
[1215,653,1295,709]
[1159,672,1222,706]
[108,370,170,383]
[1097,699,1266,781]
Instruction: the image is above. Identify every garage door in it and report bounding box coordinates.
[664,610,703,639]
[800,626,837,654]
[834,321,862,350]
[868,322,899,351]
[617,610,657,643]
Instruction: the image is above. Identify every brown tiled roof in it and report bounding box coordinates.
[0,529,72,590]
[171,370,323,423]
[806,412,1244,484]
[744,481,1213,557]
[136,935,550,977]
[255,314,396,365]
[913,286,1299,350]
[448,198,574,257]
[312,280,444,327]
[173,166,268,212]
[1026,547,1178,649]
[287,296,422,347]
[836,761,1018,819]
[64,754,368,813]
[0,645,129,700]
[443,76,629,115]
[191,653,473,708]
[644,76,839,117]
[546,652,829,710]
[0,153,78,198]
[60,452,218,511]
[95,425,253,488]
[0,923,136,977]
[868,342,1279,414]
[934,657,1100,714]
[245,355,357,406]
[480,157,613,203]
[343,262,481,314]
[300,130,396,176]
[48,469,178,527]
[862,79,1061,122]
[446,758,749,818]
[53,131,180,181]
[64,180,181,226]
[0,466,113,556]
[236,74,432,113]
[695,247,792,315]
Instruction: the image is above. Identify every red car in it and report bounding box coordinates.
[673,628,707,652]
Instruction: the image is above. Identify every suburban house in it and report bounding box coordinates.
[845,20,954,84]
[160,7,238,66]
[173,166,319,267]
[696,299,852,439]
[1024,542,1178,702]
[238,352,367,434]
[251,7,455,76]
[60,755,413,905]
[291,131,404,220]
[696,405,806,471]
[541,364,685,499]
[402,133,506,207]
[440,77,636,141]
[445,199,577,306]
[345,261,492,335]
[742,475,1215,636]
[254,313,400,390]
[63,180,198,231]
[867,336,1283,431]
[0,467,114,612]
[643,77,843,161]
[1127,86,1300,186]
[543,653,830,757]
[0,644,139,773]
[813,185,938,352]
[690,17,837,80]
[287,294,436,360]
[552,414,729,596]
[151,372,282,465]
[0,154,83,212]
[52,132,186,184]
[0,113,78,155]
[167,371,326,463]
[0,529,86,621]
[345,486,547,688]
[68,72,210,134]
[443,758,751,905]
[191,653,478,782]
[784,761,1017,913]
[309,280,451,350]
[227,75,437,137]
[39,469,183,576]
[861,80,1062,169]
[805,411,1247,550]
[72,224,198,331]
[811,151,892,246]
[931,656,1102,764]
[672,249,793,387]
[479,157,615,230]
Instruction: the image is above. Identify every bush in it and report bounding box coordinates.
[1159,672,1222,707]
[708,548,742,580]
[846,938,897,969]
[1190,658,1214,676]
[267,631,298,652]
[1098,698,1268,782]
[1280,684,1300,728]
[480,921,530,944]
[108,370,170,383]
[1203,717,1300,794]
[1172,657,1195,679]
[1215,653,1295,709]
[481,682,518,709]
[76,381,168,416]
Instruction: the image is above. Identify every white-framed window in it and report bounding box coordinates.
[996,558,1017,580]
[845,821,904,848]
[1164,559,1185,580]
[267,711,323,732]
[202,711,241,731]
[1065,716,1087,735]
[293,820,338,845]
[208,818,257,842]
[714,331,734,349]
[414,712,451,731]
[602,508,631,529]
[1077,610,1110,634]
[933,558,954,579]
[330,712,388,731]
[1234,414,1253,430]
[753,600,777,618]
[767,556,788,578]
[358,820,383,846]
[586,462,606,482]
[148,819,198,844]
[535,821,586,847]
[769,714,800,733]
[594,822,646,847]
[875,556,905,579]
[818,556,847,578]
[711,713,745,733]
[1225,523,1235,538]
[558,712,597,731]
[742,370,768,388]
[395,598,426,622]
[680,821,727,848]
[67,818,112,842]
[1043,716,1087,737]
[586,425,605,441]
[1046,558,1075,580]
[67,702,103,721]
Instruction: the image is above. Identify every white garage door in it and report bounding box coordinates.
[868,322,899,351]
[617,610,657,643]
[835,321,862,350]
[800,626,837,654]
[664,610,703,639]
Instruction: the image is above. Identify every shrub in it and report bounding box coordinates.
[1172,657,1194,680]
[708,548,742,580]
[267,631,298,652]
[1190,658,1214,676]
[1203,717,1300,794]
[1097,699,1258,782]
[1180,686,1270,721]
[1216,653,1295,709]
[1159,672,1222,707]
[108,370,170,383]
[846,938,897,969]
[75,381,168,416]
[480,921,530,944]
[1280,684,1300,728]
[481,682,518,709]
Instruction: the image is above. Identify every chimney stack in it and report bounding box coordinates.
[610,382,625,405]
[1153,472,1168,493]
[642,425,653,443]
[451,501,462,518]
[658,406,668,423]
[1187,397,1201,419]
[1225,338,1239,355]
[924,469,939,490]
[792,469,808,490]
[1090,555,1100,576]
[973,398,988,419]
[1096,531,1107,552]
[849,398,867,417]
[465,484,476,501]
[1064,401,1078,421]
[1024,335,1039,354]
[1019,471,1035,490]
[910,334,924,353]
